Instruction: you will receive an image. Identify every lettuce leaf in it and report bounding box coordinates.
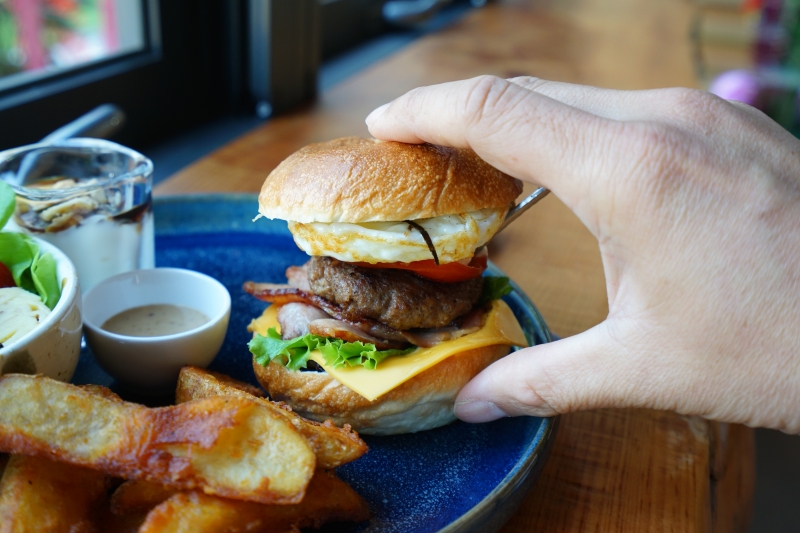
[0,182,61,309]
[249,327,414,371]
[30,250,60,309]
[480,276,513,305]
[0,181,13,229]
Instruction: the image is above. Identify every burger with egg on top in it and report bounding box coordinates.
[245,137,529,435]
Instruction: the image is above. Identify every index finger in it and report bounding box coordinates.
[365,75,620,205]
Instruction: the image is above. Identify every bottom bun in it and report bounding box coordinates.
[252,344,511,435]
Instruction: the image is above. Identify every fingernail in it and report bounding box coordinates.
[366,103,389,126]
[454,400,509,423]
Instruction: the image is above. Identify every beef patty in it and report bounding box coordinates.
[307,256,484,330]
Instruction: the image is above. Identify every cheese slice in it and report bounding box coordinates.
[249,300,529,401]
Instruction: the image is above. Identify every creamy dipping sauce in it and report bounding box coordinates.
[102,304,208,337]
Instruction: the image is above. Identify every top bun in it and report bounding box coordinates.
[258,137,523,223]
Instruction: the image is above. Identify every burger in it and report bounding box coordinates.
[245,137,529,435]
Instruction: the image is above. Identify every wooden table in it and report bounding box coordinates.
[156,0,755,530]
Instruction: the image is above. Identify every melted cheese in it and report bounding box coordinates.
[249,299,528,401]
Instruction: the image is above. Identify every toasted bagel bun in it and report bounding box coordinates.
[252,343,511,435]
[258,137,523,224]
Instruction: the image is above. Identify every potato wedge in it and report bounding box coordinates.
[0,374,315,504]
[177,366,367,468]
[137,469,370,533]
[111,479,178,516]
[80,383,123,401]
[176,367,266,399]
[0,455,109,533]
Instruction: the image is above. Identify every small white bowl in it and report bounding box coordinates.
[0,239,82,381]
[82,268,231,394]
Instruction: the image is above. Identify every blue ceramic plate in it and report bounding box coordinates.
[72,194,557,533]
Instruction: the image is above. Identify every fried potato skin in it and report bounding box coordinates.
[0,455,110,533]
[80,384,123,401]
[177,366,367,469]
[176,367,266,400]
[138,469,370,533]
[0,375,315,504]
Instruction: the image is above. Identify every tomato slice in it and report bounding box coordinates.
[353,254,487,283]
[0,262,15,289]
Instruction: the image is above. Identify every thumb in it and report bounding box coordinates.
[454,323,635,421]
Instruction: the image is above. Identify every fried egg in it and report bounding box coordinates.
[288,207,506,264]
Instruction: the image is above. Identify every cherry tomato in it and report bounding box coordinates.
[354,254,488,283]
[0,263,15,288]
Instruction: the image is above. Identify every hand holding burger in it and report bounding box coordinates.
[367,75,800,433]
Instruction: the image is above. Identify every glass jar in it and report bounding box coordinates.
[0,139,155,294]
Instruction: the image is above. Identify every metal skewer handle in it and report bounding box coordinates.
[496,186,550,235]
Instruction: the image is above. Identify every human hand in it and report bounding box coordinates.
[366,76,800,432]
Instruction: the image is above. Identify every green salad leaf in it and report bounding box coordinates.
[0,181,14,229]
[249,327,415,371]
[0,181,61,309]
[480,276,513,304]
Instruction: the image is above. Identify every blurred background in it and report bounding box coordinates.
[1,0,800,163]
[0,1,798,531]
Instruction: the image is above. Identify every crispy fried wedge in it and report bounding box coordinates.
[111,480,178,516]
[0,374,315,504]
[176,367,367,469]
[80,383,124,401]
[177,368,267,399]
[137,469,370,533]
[0,455,110,533]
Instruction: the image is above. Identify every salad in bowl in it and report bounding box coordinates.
[0,181,81,380]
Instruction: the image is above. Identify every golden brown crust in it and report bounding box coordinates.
[258,137,523,223]
[176,366,368,469]
[252,344,511,435]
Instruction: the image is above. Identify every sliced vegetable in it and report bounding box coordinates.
[0,263,14,289]
[0,288,52,346]
[480,276,513,305]
[249,328,414,371]
[30,251,60,309]
[0,181,61,309]
[353,254,488,283]
[0,181,13,230]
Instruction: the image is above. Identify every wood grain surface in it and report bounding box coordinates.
[156,0,755,531]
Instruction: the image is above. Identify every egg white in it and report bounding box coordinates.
[288,207,506,264]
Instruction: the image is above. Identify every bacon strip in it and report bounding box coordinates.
[402,307,487,347]
[243,282,491,349]
[243,282,408,343]
[285,265,310,290]
[277,303,331,339]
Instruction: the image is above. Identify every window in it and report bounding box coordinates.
[0,0,148,93]
[0,0,467,153]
